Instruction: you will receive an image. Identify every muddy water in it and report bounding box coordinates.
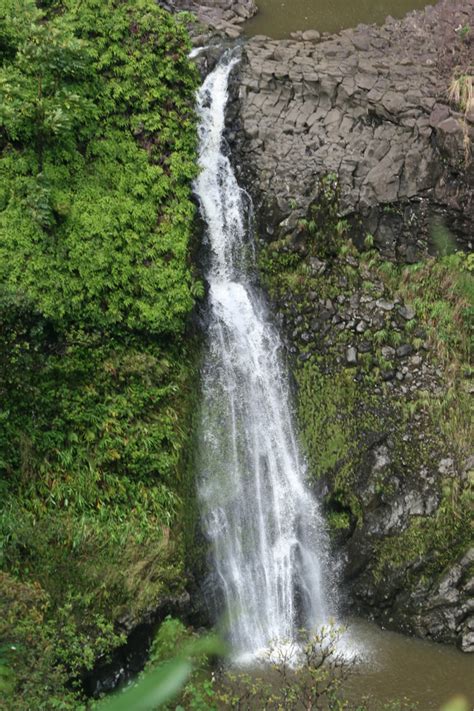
[344,619,474,709]
[235,619,474,709]
[244,0,431,38]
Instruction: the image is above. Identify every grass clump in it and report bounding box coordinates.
[376,248,473,458]
[448,73,473,115]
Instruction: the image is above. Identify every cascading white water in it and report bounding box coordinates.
[194,51,333,659]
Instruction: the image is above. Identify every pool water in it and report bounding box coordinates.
[342,619,474,710]
[244,0,432,38]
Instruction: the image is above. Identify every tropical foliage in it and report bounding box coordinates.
[0,0,200,706]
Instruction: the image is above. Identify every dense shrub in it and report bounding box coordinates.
[0,0,200,706]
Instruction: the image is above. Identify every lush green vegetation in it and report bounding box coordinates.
[0,0,201,706]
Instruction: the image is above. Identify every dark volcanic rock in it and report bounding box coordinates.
[233,0,474,259]
[165,0,257,38]
[377,546,474,651]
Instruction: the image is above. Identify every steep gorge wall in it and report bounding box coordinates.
[223,0,474,650]
[257,226,473,651]
[184,0,472,651]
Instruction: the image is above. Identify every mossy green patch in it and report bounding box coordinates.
[257,184,473,610]
[373,475,473,585]
[295,358,402,526]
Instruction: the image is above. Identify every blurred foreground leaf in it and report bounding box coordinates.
[440,696,470,711]
[96,659,192,711]
[96,634,226,711]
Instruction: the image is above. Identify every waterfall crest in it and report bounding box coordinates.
[194,52,333,658]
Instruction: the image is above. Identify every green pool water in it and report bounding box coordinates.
[230,619,474,709]
[244,0,432,38]
[343,619,474,710]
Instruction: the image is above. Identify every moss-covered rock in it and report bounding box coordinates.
[257,180,473,650]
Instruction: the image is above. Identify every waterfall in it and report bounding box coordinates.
[194,51,333,659]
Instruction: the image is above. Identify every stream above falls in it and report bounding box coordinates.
[244,0,431,38]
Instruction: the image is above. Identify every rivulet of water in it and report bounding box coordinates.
[194,51,333,659]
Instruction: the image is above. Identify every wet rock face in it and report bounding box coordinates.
[345,443,473,650]
[377,546,474,653]
[234,0,473,260]
[256,222,472,648]
[301,289,471,648]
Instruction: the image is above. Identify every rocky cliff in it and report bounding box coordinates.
[187,0,473,651]
[225,0,473,651]
[234,0,473,259]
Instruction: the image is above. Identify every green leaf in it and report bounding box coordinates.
[97,659,192,711]
[440,698,470,711]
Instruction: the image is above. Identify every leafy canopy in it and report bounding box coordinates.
[0,0,200,334]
